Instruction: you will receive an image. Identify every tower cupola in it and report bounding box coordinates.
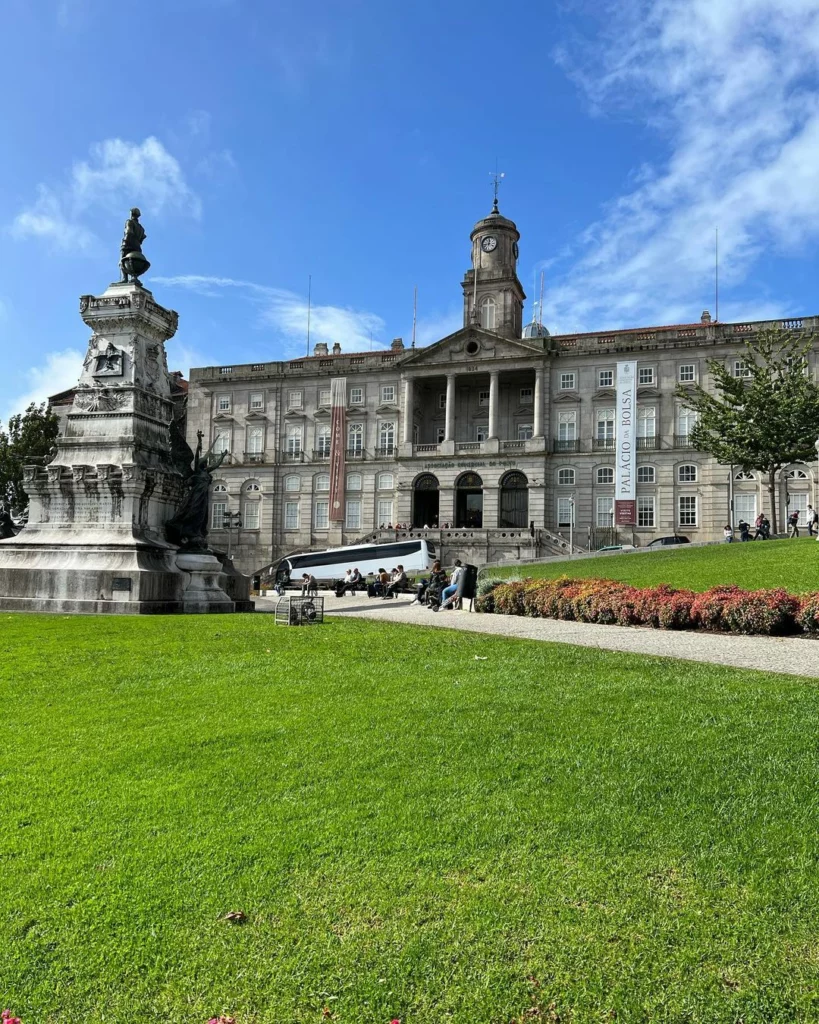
[462,195,525,340]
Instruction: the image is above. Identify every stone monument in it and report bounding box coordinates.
[0,212,252,614]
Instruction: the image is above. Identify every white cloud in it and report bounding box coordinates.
[154,275,387,356]
[543,0,819,332]
[11,137,199,250]
[1,349,83,424]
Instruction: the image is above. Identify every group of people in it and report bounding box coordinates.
[723,505,818,542]
[410,559,465,612]
[377,522,461,531]
[365,565,409,599]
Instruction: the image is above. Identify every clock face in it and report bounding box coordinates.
[513,241,519,260]
[481,235,498,253]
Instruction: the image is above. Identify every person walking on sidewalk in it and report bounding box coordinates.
[788,509,800,538]
[807,505,818,537]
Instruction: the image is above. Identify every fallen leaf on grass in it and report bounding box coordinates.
[223,910,246,923]
[474,655,488,660]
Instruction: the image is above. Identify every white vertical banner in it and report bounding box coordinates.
[328,377,347,522]
[615,361,636,525]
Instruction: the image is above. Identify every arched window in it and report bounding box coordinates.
[499,471,528,528]
[597,467,614,484]
[456,471,483,489]
[637,466,656,484]
[244,481,261,493]
[315,424,331,456]
[348,419,362,452]
[284,474,300,491]
[346,472,362,491]
[735,471,755,480]
[678,464,698,483]
[557,468,575,486]
[213,483,227,493]
[378,422,395,452]
[246,426,264,455]
[378,472,395,490]
[315,473,330,492]
[480,296,496,330]
[786,469,808,479]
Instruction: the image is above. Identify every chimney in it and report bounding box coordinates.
[701,310,712,323]
[332,342,341,355]
[391,337,405,351]
[313,342,328,356]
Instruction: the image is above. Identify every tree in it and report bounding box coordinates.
[675,328,819,532]
[0,402,60,515]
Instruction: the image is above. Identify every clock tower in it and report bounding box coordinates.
[462,196,526,340]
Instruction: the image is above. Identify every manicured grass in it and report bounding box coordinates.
[3,613,819,1022]
[494,536,819,593]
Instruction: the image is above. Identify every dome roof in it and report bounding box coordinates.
[470,198,518,237]
[522,319,550,339]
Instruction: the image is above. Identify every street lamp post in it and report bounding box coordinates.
[222,511,242,559]
[569,496,575,554]
[815,438,819,540]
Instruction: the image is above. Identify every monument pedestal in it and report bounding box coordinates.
[0,278,251,614]
[176,552,235,614]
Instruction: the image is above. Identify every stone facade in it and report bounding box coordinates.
[185,204,819,576]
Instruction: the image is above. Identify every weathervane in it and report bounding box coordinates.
[489,168,505,212]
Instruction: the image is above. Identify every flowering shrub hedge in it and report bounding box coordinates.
[482,575,818,637]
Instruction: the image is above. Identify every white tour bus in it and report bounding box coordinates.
[270,538,436,586]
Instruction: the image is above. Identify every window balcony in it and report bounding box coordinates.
[554,439,579,453]
[376,445,396,458]
[312,449,330,461]
[284,450,305,462]
[636,436,658,451]
[242,451,266,464]
[594,437,615,450]
[414,443,440,454]
[346,447,365,460]
[501,440,526,451]
[456,442,482,452]
[674,434,694,449]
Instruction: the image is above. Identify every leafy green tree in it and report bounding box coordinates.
[0,402,59,514]
[675,329,819,532]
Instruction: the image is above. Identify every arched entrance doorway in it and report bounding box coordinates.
[413,473,439,527]
[499,471,528,528]
[455,472,483,528]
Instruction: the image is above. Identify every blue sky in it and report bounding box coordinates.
[2,0,819,421]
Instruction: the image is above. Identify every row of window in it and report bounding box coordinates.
[214,472,395,493]
[218,490,816,535]
[556,466,812,485]
[216,385,394,415]
[557,359,757,393]
[281,499,393,532]
[558,365,698,391]
[556,407,697,440]
[215,407,701,453]
[558,464,700,486]
[557,495,698,529]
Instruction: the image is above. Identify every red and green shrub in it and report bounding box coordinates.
[484,576,808,637]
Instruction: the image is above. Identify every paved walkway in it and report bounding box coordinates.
[256,592,819,679]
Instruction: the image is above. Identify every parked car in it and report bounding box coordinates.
[598,544,636,552]
[647,535,690,548]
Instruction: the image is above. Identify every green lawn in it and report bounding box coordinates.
[494,536,819,593]
[3,614,819,1022]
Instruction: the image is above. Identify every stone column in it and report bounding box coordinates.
[402,377,414,444]
[488,370,500,439]
[445,374,456,441]
[534,367,544,437]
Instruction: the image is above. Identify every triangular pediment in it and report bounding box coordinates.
[400,325,546,368]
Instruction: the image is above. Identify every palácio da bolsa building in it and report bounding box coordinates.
[185,199,819,576]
